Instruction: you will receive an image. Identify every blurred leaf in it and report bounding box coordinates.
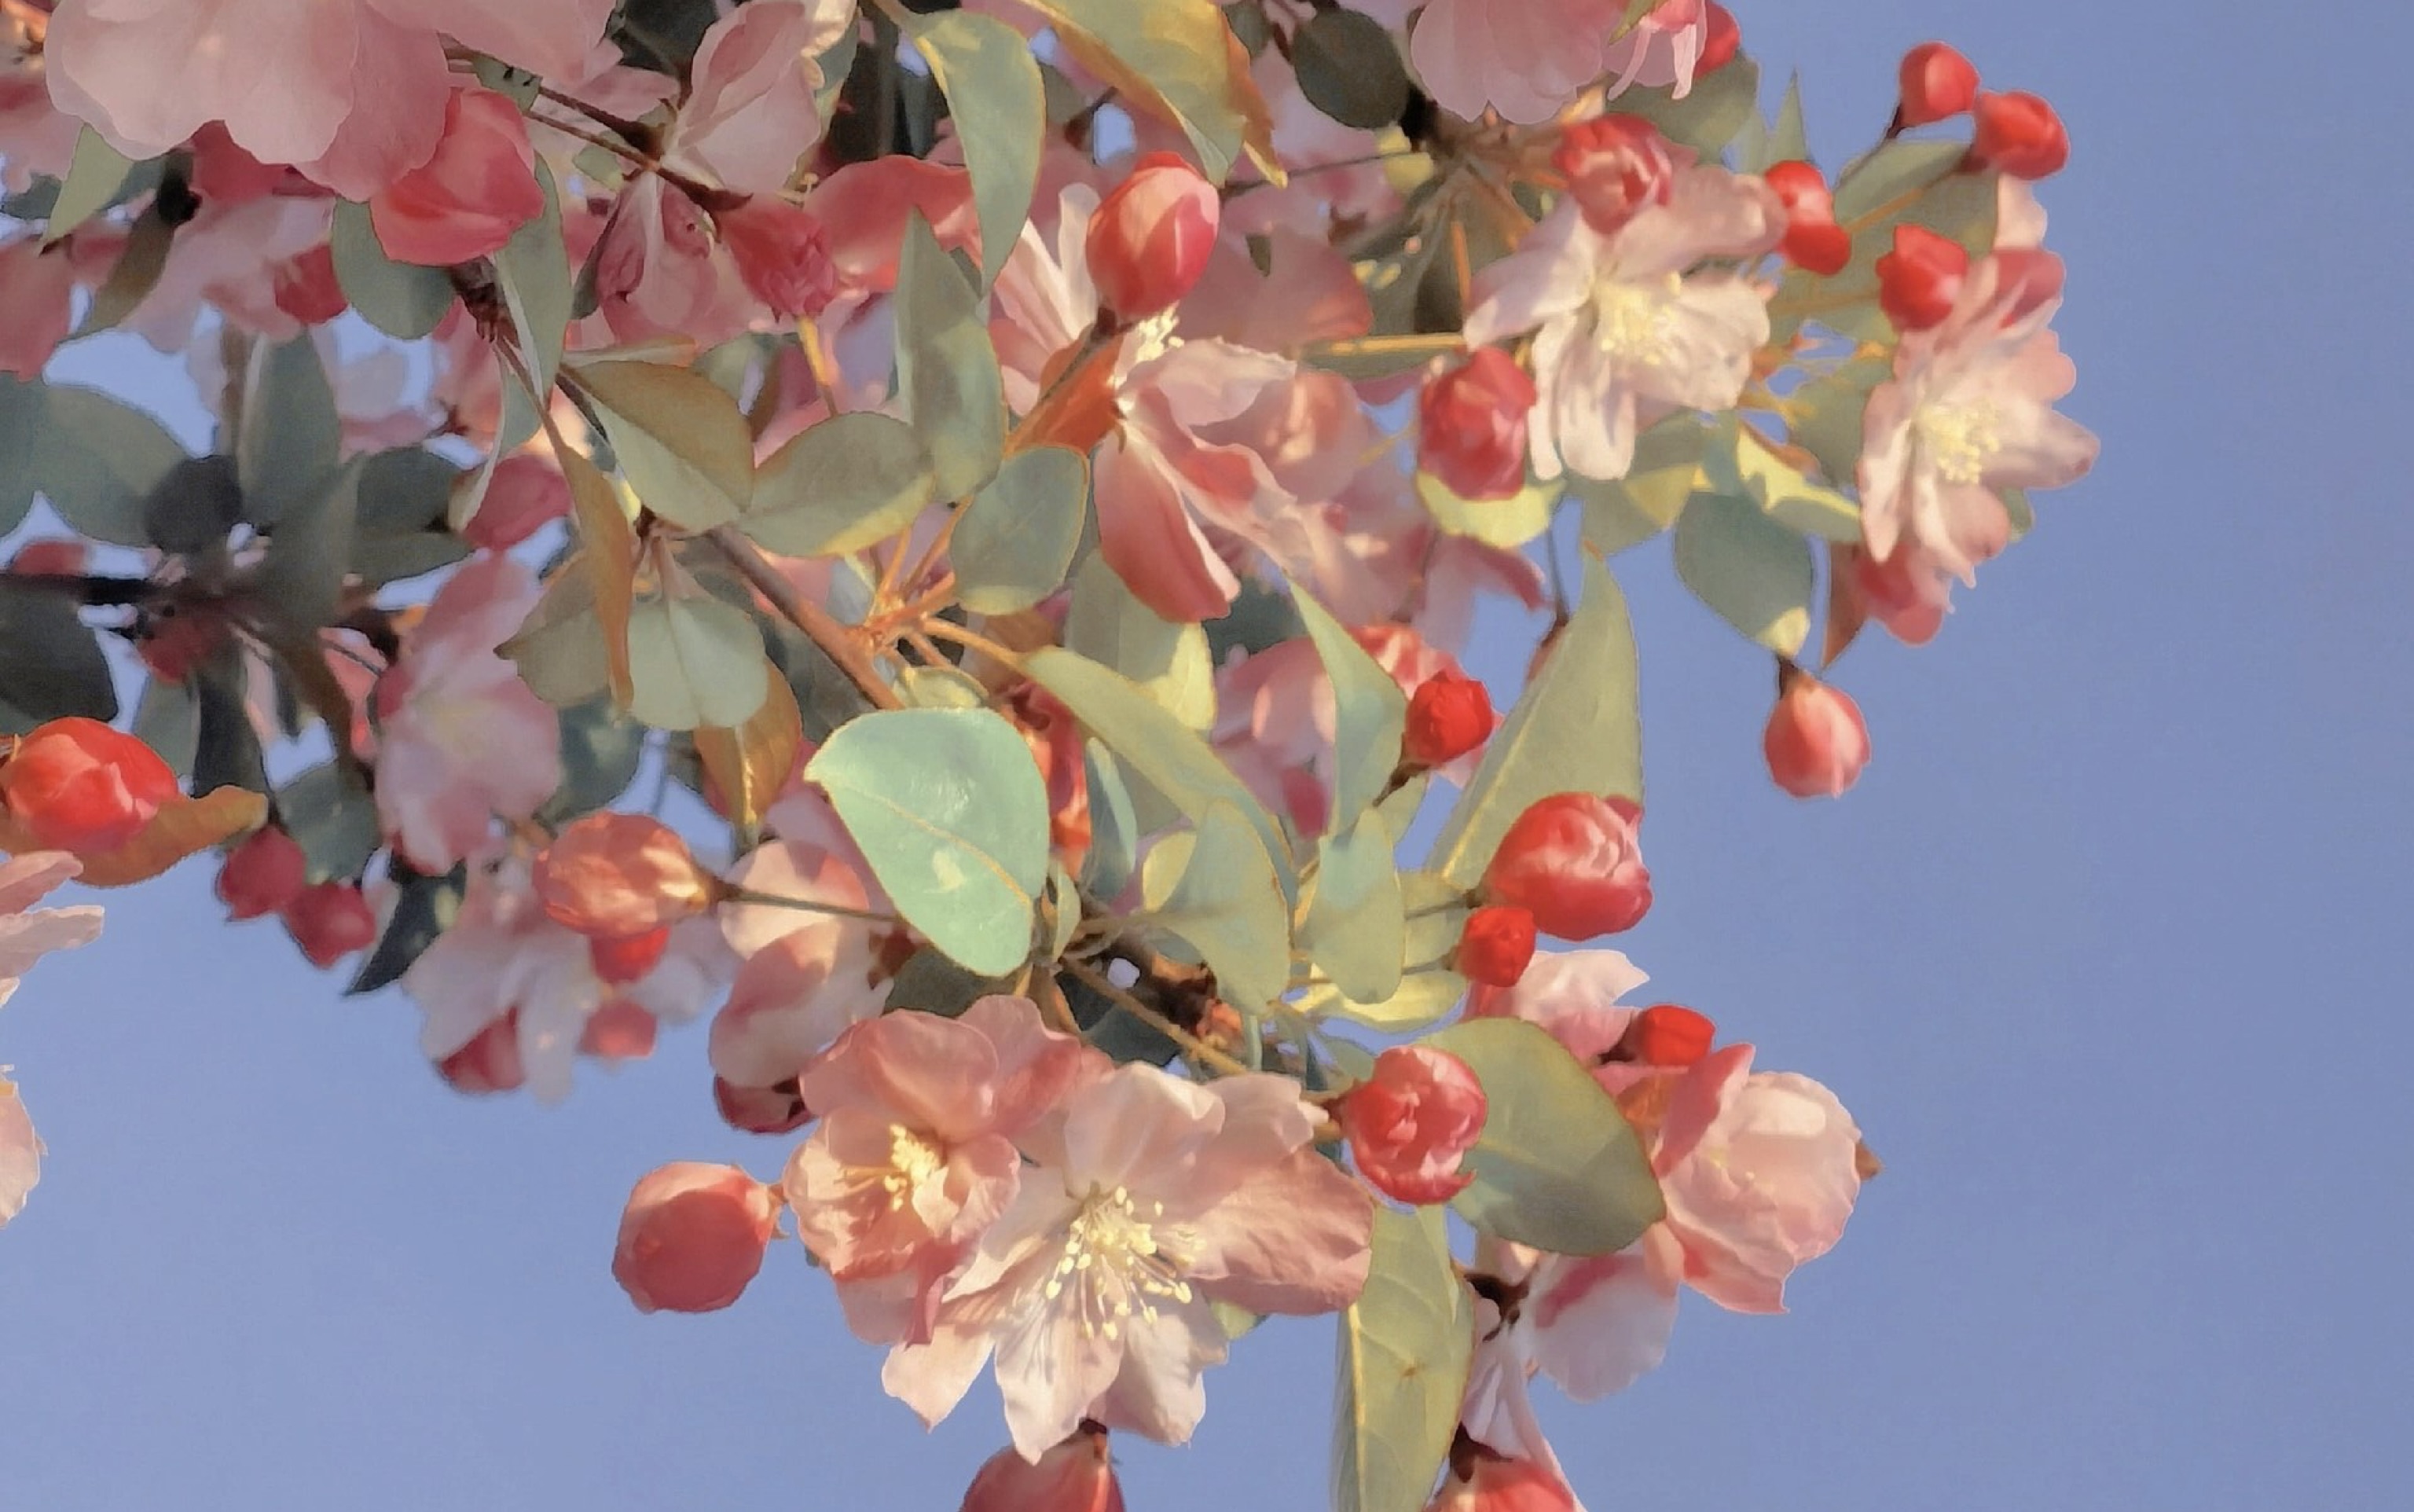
[258,459,361,630]
[1019,0,1275,182]
[0,784,267,888]
[193,651,270,799]
[72,199,176,336]
[954,446,1088,615]
[1574,417,1704,556]
[1079,739,1139,901]
[141,454,244,555]
[1295,588,1408,831]
[539,699,648,825]
[1427,558,1642,887]
[132,677,199,777]
[1425,1016,1664,1256]
[896,212,1006,500]
[351,447,469,587]
[908,10,1044,288]
[1297,811,1405,1004]
[493,162,572,415]
[2001,485,2036,541]
[695,668,803,835]
[503,563,612,707]
[1300,870,1464,1033]
[278,761,380,883]
[807,707,1051,977]
[1140,801,1291,1010]
[747,410,940,557]
[42,127,139,245]
[331,200,457,339]
[1292,8,1407,130]
[1332,1206,1469,1512]
[626,589,772,732]
[347,864,466,996]
[1617,56,1762,156]
[1673,490,1815,653]
[0,378,39,530]
[1734,74,1807,175]
[554,442,638,706]
[887,945,1013,1018]
[1062,557,1216,731]
[897,666,992,710]
[576,359,754,531]
[0,583,116,725]
[30,385,187,545]
[237,336,342,528]
[1418,472,1559,550]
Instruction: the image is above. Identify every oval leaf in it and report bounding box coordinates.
[1293,8,1409,130]
[748,410,941,558]
[954,446,1088,615]
[576,359,755,530]
[1672,490,1815,654]
[908,10,1045,288]
[332,200,457,339]
[896,212,1007,501]
[1332,1206,1470,1512]
[1295,588,1407,832]
[1140,801,1292,1011]
[626,593,772,732]
[1297,811,1406,1005]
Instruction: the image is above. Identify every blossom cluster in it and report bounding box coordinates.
[0,0,2095,1506]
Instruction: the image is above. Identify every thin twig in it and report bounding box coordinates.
[705,527,905,711]
[1062,956,1255,1081]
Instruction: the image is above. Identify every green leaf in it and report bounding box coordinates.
[1427,558,1641,888]
[0,582,117,725]
[1294,588,1407,831]
[132,677,199,776]
[807,708,1051,977]
[72,199,176,337]
[575,359,754,530]
[1332,1206,1469,1512]
[1735,75,1807,175]
[1673,490,1815,653]
[1024,646,1293,899]
[1574,417,1704,556]
[331,200,457,339]
[1726,425,1860,545]
[237,336,343,528]
[493,162,572,417]
[1785,357,1888,490]
[31,386,188,546]
[1617,56,1762,156]
[954,446,1088,615]
[747,410,940,557]
[140,454,244,555]
[258,460,361,629]
[1293,8,1408,130]
[626,591,772,731]
[1015,0,1266,182]
[193,649,270,798]
[907,10,1045,289]
[43,127,139,246]
[1062,557,1217,732]
[897,666,992,710]
[1424,1016,1665,1256]
[277,762,380,883]
[0,377,42,532]
[348,864,467,996]
[351,446,470,588]
[1299,870,1464,1033]
[896,212,1007,500]
[503,568,612,707]
[1079,739,1139,901]
[1417,472,1559,551]
[1140,801,1292,1011]
[1297,811,1406,1004]
[539,700,648,825]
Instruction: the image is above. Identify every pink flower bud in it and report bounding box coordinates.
[1336,1045,1488,1206]
[588,927,672,987]
[438,1013,526,1095]
[1404,667,1496,769]
[532,813,723,939]
[1763,161,1851,277]
[368,86,545,267]
[1895,42,1980,129]
[1454,905,1535,989]
[1549,116,1675,237]
[716,198,839,319]
[1480,793,1653,941]
[1970,90,2070,181]
[9,539,86,578]
[217,826,308,921]
[1084,152,1219,321]
[611,1162,782,1315]
[1619,1004,1716,1067]
[0,718,181,854]
[1763,664,1870,798]
[281,882,378,967]
[1426,1452,1580,1512]
[1418,348,1537,502]
[714,1075,813,1136]
[1874,224,1969,333]
[960,1425,1126,1512]
[1699,2,1741,74]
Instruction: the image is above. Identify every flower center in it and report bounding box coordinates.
[1590,273,1683,363]
[880,1125,946,1211]
[1915,400,2004,486]
[1043,1184,1194,1341]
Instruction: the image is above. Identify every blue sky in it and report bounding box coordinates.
[5,1,2410,1507]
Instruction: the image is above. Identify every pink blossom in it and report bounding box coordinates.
[372,553,563,872]
[611,1162,783,1314]
[1597,1,1737,102]
[0,1077,40,1231]
[120,195,332,353]
[1403,0,1632,126]
[663,0,853,199]
[1211,640,1338,835]
[1,60,81,194]
[0,850,105,1230]
[1466,159,1781,482]
[0,235,75,380]
[882,1066,1373,1459]
[367,85,544,267]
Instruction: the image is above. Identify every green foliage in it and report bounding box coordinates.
[350,447,471,588]
[1062,559,1218,732]
[906,10,1046,289]
[807,708,1051,977]
[1293,9,1408,131]
[1576,417,1705,556]
[747,411,940,557]
[43,127,141,246]
[1139,800,1292,1011]
[1297,812,1408,1005]
[1331,1206,1470,1512]
[896,213,1007,501]
[348,864,467,996]
[0,583,117,731]
[1295,589,1408,833]
[625,590,772,731]
[953,446,1089,615]
[575,359,755,532]
[237,336,343,529]
[278,762,380,883]
[1619,56,1763,156]
[1300,871,1466,1033]
[25,383,189,547]
[332,200,457,340]
[1017,0,1266,182]
[1673,490,1816,655]
[1775,141,1999,341]
[1423,1017,1666,1256]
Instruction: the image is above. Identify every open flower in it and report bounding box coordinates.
[1,851,107,1229]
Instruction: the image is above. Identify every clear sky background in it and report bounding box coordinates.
[5,1,2410,1507]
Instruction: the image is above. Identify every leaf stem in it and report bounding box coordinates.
[705,526,905,711]
[1062,956,1255,1081]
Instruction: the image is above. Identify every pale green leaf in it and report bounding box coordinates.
[748,409,941,558]
[1673,490,1816,653]
[1332,1206,1469,1512]
[1425,1016,1664,1256]
[1574,417,1704,555]
[278,761,380,883]
[955,446,1088,614]
[576,359,754,530]
[30,385,187,546]
[1785,357,1888,490]
[807,708,1051,977]
[1730,424,1861,544]
[331,200,457,339]
[1617,56,1762,156]
[1080,739,1140,901]
[237,336,342,527]
[257,458,360,629]
[1062,557,1217,732]
[1141,801,1292,1011]
[626,592,771,731]
[908,10,1045,288]
[897,212,1006,500]
[1417,471,1559,550]
[43,127,138,246]
[72,198,175,337]
[1294,588,1407,831]
[1297,811,1406,1004]
[493,162,572,418]
[1014,0,1266,182]
[1299,870,1464,1033]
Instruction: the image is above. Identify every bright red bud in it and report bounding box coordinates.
[1895,42,1979,129]
[1763,160,1851,277]
[1875,223,1970,333]
[611,1162,780,1315]
[1454,905,1536,988]
[1970,90,2069,180]
[1480,793,1653,941]
[1763,663,1871,798]
[1084,152,1219,321]
[1418,348,1537,501]
[368,86,545,266]
[532,813,722,940]
[1404,668,1495,769]
[0,717,181,854]
[716,197,839,319]
[1335,1046,1488,1206]
[1623,1004,1717,1066]
[1699,3,1741,75]
[216,826,308,921]
[281,882,377,967]
[1550,116,1676,237]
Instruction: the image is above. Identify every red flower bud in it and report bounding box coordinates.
[611,1162,781,1315]
[1418,348,1538,501]
[1763,663,1870,798]
[1550,116,1676,237]
[1480,793,1653,941]
[589,926,673,987]
[1454,905,1536,988]
[1895,42,1979,129]
[960,1426,1127,1512]
[1404,668,1496,769]
[9,539,86,577]
[1621,1004,1717,1066]
[439,1013,527,1095]
[368,86,545,266]
[1875,224,1969,333]
[1763,160,1851,277]
[1970,90,2069,180]
[1698,3,1741,75]
[271,244,348,325]
[1429,1451,1581,1512]
[216,825,308,921]
[1335,1046,1488,1206]
[1084,152,1220,321]
[460,455,570,552]
[714,1076,814,1136]
[281,882,377,967]
[0,717,181,854]
[716,197,839,319]
[532,813,722,939]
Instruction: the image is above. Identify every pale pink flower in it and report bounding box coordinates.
[0,851,106,1230]
[1402,0,1631,126]
[1597,1,1732,101]
[0,234,74,380]
[882,1066,1373,1459]
[119,194,332,353]
[786,996,1104,1339]
[1466,161,1780,482]
[1,61,82,194]
[0,1077,40,1231]
[663,0,853,198]
[1210,640,1338,835]
[372,553,562,872]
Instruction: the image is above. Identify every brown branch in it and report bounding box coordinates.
[704,527,904,712]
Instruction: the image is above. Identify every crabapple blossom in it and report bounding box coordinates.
[1405,668,1497,769]
[532,813,724,940]
[1,852,106,1229]
[1086,153,1220,322]
[714,198,839,319]
[1763,665,1872,798]
[1763,161,1851,276]
[1335,1046,1489,1206]
[1551,116,1678,239]
[366,86,544,267]
[1426,1451,1583,1512]
[612,1162,783,1315]
[1972,90,2071,180]
[1455,906,1539,989]
[1877,223,1972,334]
[215,827,308,922]
[1481,795,1653,940]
